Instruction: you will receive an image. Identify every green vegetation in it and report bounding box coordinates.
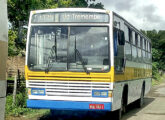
[7,77,14,81]
[142,30,165,81]
[8,0,104,56]
[6,81,49,118]
[152,74,165,86]
[6,93,33,116]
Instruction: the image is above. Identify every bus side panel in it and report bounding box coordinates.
[127,78,151,104]
[145,78,152,95]
[111,82,123,111]
[127,79,143,104]
[112,78,151,111]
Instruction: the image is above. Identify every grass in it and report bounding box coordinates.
[22,109,50,119]
[7,77,14,81]
[152,74,165,86]
[5,93,50,119]
[5,79,50,119]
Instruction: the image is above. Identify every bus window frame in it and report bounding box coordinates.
[124,25,132,61]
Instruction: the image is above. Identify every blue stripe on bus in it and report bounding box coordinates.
[27,99,111,111]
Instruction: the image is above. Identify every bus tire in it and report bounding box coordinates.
[113,95,125,120]
[113,109,122,120]
[137,84,145,108]
[50,110,56,116]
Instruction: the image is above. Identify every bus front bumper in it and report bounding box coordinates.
[27,99,112,111]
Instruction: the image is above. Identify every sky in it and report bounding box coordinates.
[96,0,165,30]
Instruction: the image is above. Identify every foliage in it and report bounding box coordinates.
[6,78,30,116]
[89,2,104,9]
[5,93,48,117]
[7,0,104,56]
[8,29,19,56]
[152,74,165,86]
[8,0,103,28]
[6,93,29,116]
[143,30,165,80]
[5,78,48,117]
[152,62,160,80]
[8,29,26,56]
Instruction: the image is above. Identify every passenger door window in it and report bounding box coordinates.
[114,27,125,72]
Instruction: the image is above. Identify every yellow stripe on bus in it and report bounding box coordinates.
[25,65,114,82]
[114,67,152,81]
[25,65,151,82]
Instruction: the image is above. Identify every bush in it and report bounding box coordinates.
[152,62,161,80]
[5,78,36,116]
[8,30,19,56]
[5,91,36,116]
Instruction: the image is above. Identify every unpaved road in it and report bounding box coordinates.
[122,81,165,120]
[6,80,165,120]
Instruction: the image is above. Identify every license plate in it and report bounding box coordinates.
[89,104,104,109]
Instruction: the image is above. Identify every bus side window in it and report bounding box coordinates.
[132,31,135,45]
[124,25,129,42]
[132,45,137,62]
[113,27,125,72]
[128,28,132,42]
[135,33,138,46]
[125,42,132,61]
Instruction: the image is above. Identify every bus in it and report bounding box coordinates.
[0,0,8,119]
[26,8,152,119]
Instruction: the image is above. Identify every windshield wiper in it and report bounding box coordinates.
[45,35,57,73]
[45,57,51,73]
[45,48,55,73]
[75,49,90,74]
[73,36,89,74]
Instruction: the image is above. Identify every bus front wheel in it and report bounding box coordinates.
[113,96,125,120]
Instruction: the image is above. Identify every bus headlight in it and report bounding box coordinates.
[31,88,45,95]
[92,90,110,98]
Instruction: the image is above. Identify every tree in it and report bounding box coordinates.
[8,30,19,56]
[143,30,165,79]
[7,0,104,56]
[8,0,104,28]
[89,2,104,9]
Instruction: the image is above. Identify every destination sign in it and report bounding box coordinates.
[32,12,109,23]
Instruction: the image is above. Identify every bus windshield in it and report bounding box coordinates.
[28,26,110,72]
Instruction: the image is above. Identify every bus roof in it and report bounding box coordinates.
[30,8,151,43]
[31,8,110,14]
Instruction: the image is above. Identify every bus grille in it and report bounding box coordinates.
[27,80,111,97]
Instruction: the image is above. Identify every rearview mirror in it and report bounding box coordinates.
[17,21,28,43]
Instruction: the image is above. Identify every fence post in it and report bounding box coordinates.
[17,69,20,88]
[12,75,17,106]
